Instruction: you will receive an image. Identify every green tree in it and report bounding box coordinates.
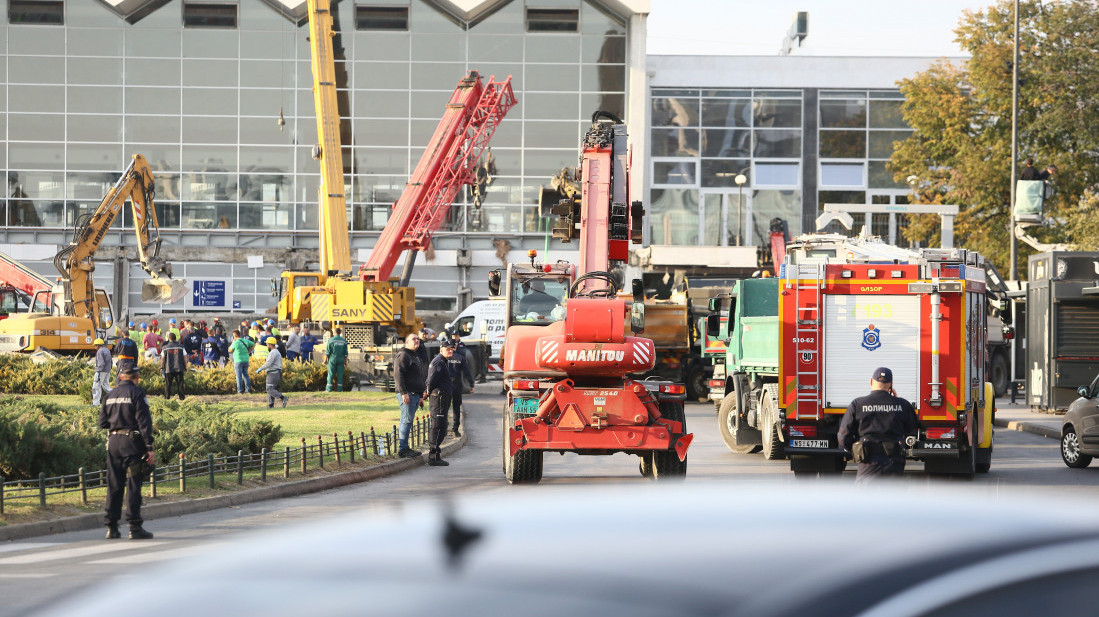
[890,0,1099,274]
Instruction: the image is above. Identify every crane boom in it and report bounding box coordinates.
[307,0,351,276]
[359,71,516,283]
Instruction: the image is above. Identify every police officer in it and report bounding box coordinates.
[98,366,155,539]
[425,338,456,466]
[445,330,474,437]
[838,367,918,483]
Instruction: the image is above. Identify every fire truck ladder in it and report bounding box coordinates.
[793,262,825,420]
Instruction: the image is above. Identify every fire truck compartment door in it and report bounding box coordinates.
[823,294,920,408]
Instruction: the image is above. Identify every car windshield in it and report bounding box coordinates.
[511,275,570,325]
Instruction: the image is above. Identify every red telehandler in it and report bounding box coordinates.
[497,112,693,483]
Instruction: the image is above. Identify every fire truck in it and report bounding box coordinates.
[498,113,693,484]
[776,235,995,477]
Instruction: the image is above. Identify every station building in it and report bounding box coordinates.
[0,0,956,319]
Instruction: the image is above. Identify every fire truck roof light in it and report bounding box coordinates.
[891,270,904,278]
[841,270,854,278]
[542,264,553,273]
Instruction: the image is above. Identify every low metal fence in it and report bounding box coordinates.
[0,416,431,514]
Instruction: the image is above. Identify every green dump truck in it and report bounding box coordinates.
[704,277,782,458]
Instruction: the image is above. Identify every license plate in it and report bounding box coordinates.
[513,398,539,415]
[790,439,829,448]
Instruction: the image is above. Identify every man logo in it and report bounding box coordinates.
[861,324,882,351]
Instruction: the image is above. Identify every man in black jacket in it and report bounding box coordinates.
[425,338,457,466]
[446,330,474,437]
[838,367,918,483]
[393,333,425,458]
[99,367,155,540]
[160,332,188,400]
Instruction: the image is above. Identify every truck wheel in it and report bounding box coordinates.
[685,364,708,401]
[989,353,1009,398]
[976,446,992,473]
[1062,426,1092,468]
[639,453,653,478]
[652,401,687,479]
[760,387,784,461]
[718,392,760,454]
[503,406,543,484]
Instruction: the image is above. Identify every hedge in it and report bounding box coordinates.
[0,397,282,482]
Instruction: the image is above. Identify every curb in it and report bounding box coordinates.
[993,417,1060,440]
[0,431,468,542]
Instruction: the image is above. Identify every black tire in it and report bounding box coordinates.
[652,401,687,479]
[503,405,543,484]
[760,386,784,461]
[976,446,992,473]
[718,393,759,454]
[1062,425,1093,468]
[989,352,1009,398]
[685,364,708,401]
[639,453,653,478]
[956,447,976,480]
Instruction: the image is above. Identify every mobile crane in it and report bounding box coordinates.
[276,0,515,386]
[0,250,55,319]
[0,153,185,353]
[499,112,693,484]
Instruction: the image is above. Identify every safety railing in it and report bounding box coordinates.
[0,416,432,514]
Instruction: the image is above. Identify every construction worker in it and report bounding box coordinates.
[92,338,111,407]
[325,326,348,392]
[166,318,180,342]
[127,321,141,346]
[99,366,155,540]
[159,332,188,400]
[258,336,289,409]
[838,367,919,484]
[425,338,456,466]
[113,327,139,386]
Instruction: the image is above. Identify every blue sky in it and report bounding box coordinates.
[647,0,993,56]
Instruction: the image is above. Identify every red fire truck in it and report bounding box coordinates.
[776,236,995,478]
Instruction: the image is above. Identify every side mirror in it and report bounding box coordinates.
[630,301,645,334]
[631,279,644,303]
[488,270,502,297]
[1079,386,1092,398]
[706,313,721,337]
[708,297,722,312]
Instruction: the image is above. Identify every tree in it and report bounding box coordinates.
[890,0,1099,274]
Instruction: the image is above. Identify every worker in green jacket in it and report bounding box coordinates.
[325,326,349,392]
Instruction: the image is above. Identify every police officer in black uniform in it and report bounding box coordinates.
[446,329,474,437]
[98,366,156,539]
[838,367,918,483]
[425,338,456,467]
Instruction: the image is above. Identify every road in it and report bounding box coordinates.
[1,390,1095,616]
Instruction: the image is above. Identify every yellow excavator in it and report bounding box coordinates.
[0,154,186,353]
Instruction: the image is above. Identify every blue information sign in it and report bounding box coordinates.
[192,280,226,308]
[232,300,241,309]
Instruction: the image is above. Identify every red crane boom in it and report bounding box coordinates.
[359,71,516,283]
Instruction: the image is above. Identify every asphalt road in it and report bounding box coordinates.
[2,390,1096,616]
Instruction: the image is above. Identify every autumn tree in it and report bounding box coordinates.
[890,0,1099,275]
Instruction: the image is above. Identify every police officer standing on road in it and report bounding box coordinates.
[838,367,918,483]
[445,329,474,437]
[425,338,457,466]
[99,366,155,540]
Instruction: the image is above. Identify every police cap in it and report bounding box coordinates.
[439,338,457,349]
[120,366,141,379]
[872,367,893,383]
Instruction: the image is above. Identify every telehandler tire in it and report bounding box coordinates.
[503,405,543,484]
[652,401,688,479]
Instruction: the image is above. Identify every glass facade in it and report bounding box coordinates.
[0,0,632,313]
[648,85,915,248]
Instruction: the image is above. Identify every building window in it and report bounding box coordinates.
[821,162,865,188]
[527,8,579,32]
[8,0,63,25]
[356,6,409,31]
[183,2,238,28]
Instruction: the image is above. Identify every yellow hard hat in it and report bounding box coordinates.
[266,337,278,345]
[93,338,105,345]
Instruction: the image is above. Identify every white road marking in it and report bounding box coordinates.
[0,573,55,578]
[0,541,166,565]
[0,543,59,554]
[89,544,217,565]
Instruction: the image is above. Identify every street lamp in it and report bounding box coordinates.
[734,171,748,246]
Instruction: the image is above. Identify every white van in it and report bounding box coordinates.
[449,299,506,370]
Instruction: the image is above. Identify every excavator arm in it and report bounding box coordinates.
[55,153,186,328]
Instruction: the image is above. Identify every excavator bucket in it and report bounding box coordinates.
[142,277,188,303]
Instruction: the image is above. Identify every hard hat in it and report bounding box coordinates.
[251,321,259,327]
[151,319,158,327]
[169,318,177,324]
[128,321,135,327]
[266,337,277,345]
[93,338,104,345]
[140,322,147,329]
